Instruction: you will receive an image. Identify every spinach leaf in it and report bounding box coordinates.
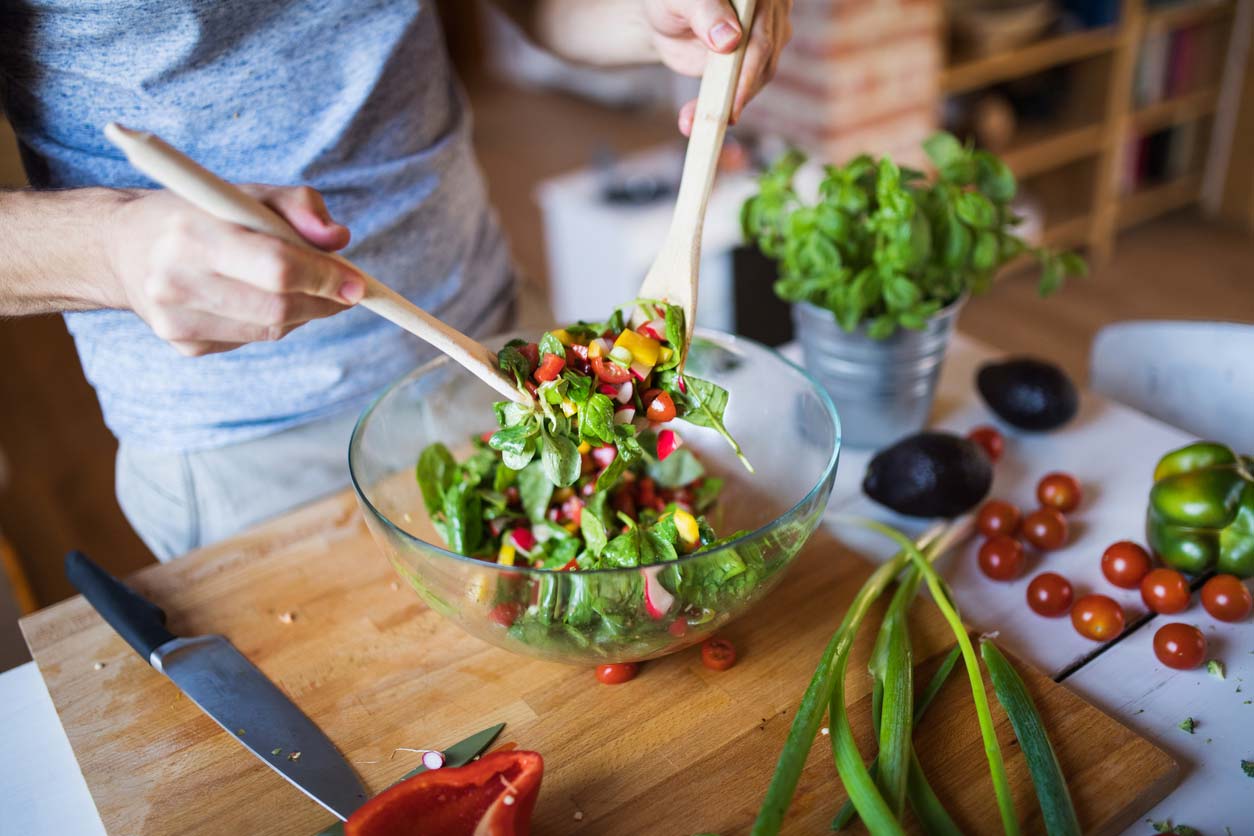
[649,447,705,488]
[580,393,616,446]
[492,462,517,494]
[580,492,610,557]
[415,443,457,516]
[441,481,482,555]
[489,420,538,455]
[561,369,592,404]
[595,452,628,493]
[539,427,580,487]
[657,303,685,371]
[501,438,537,471]
[669,372,753,471]
[692,476,725,512]
[496,345,532,389]
[539,332,565,358]
[518,461,554,525]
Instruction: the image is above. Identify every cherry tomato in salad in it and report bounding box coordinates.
[1027,572,1073,617]
[667,619,688,638]
[701,638,737,671]
[1152,622,1206,670]
[1022,507,1069,551]
[1071,594,1125,641]
[978,535,1025,581]
[534,352,566,383]
[564,343,590,374]
[976,500,1021,538]
[1100,541,1153,589]
[1036,472,1082,513]
[967,425,1004,462]
[595,663,640,685]
[1199,574,1252,622]
[591,356,631,384]
[647,390,677,423]
[1140,567,1191,614]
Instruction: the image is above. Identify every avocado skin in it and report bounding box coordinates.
[977,357,1078,431]
[863,432,993,517]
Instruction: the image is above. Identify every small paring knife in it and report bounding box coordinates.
[66,550,507,824]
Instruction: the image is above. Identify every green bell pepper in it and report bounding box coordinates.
[1146,441,1254,578]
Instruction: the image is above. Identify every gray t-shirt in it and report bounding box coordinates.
[0,0,512,451]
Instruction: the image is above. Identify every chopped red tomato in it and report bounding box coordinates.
[517,343,539,372]
[564,343,590,373]
[591,356,631,384]
[344,750,543,836]
[534,352,565,383]
[647,391,677,422]
[489,602,522,628]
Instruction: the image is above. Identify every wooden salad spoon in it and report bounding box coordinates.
[104,123,531,406]
[637,0,757,367]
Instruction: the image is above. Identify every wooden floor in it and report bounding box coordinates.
[0,79,1251,630]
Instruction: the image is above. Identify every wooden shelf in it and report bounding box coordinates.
[1143,0,1234,36]
[941,27,1120,94]
[1128,86,1220,135]
[1002,123,1106,178]
[1041,214,1093,248]
[1116,174,1203,228]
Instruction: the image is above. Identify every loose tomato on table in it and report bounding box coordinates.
[1200,574,1253,622]
[595,663,640,685]
[1036,472,1082,513]
[1100,541,1153,589]
[701,638,737,671]
[345,750,543,836]
[967,425,1005,462]
[978,535,1025,581]
[1022,507,1069,551]
[1071,594,1125,641]
[1140,567,1191,614]
[1152,622,1207,670]
[976,500,1021,538]
[1027,572,1074,617]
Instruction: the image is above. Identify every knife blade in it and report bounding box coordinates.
[313,723,505,836]
[65,550,369,820]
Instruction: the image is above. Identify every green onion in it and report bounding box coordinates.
[858,519,1020,836]
[872,588,913,815]
[829,649,906,835]
[981,640,1081,836]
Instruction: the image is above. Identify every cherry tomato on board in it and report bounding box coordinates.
[1153,622,1206,670]
[976,500,1021,539]
[1141,567,1191,615]
[595,663,640,685]
[1101,541,1153,589]
[967,425,1005,462]
[978,535,1026,581]
[701,638,737,671]
[1036,472,1082,513]
[1022,507,1069,551]
[1027,572,1074,617]
[1200,574,1253,622]
[1071,594,1125,641]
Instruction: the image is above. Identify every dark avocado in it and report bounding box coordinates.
[863,432,993,518]
[977,357,1078,431]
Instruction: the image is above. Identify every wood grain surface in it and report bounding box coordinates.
[22,489,1176,835]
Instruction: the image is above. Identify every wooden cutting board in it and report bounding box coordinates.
[21,490,1177,835]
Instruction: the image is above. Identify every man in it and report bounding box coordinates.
[0,0,792,560]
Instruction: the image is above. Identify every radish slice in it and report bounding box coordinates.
[613,406,636,425]
[639,318,666,341]
[629,305,652,329]
[597,383,619,397]
[511,528,536,553]
[641,566,674,620]
[614,380,634,404]
[629,361,653,382]
[591,445,617,468]
[657,429,683,461]
[422,750,445,770]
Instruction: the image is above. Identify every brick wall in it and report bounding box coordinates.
[742,0,943,166]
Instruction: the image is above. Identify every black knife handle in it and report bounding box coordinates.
[65,550,175,661]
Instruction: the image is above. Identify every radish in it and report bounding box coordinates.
[657,429,683,461]
[614,380,634,404]
[591,445,617,469]
[638,318,666,341]
[613,405,636,425]
[510,528,536,553]
[597,383,618,397]
[629,360,653,382]
[629,305,652,329]
[641,566,674,620]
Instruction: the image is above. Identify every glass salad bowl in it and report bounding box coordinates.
[348,329,841,665]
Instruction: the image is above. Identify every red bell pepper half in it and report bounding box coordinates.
[345,750,543,836]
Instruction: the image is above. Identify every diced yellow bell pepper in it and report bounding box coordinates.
[498,542,516,566]
[561,398,578,417]
[563,520,580,534]
[658,345,674,363]
[468,574,490,603]
[614,329,661,367]
[577,440,591,454]
[673,509,700,545]
[551,328,573,346]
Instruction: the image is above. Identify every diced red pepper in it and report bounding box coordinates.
[517,343,539,372]
[534,352,565,383]
[523,380,538,397]
[591,356,631,384]
[344,750,543,836]
[558,557,580,572]
[647,391,676,423]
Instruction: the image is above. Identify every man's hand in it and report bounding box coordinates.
[644,0,793,135]
[105,186,363,357]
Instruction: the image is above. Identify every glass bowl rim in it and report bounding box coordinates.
[347,327,842,577]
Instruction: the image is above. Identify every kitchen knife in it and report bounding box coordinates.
[65,550,369,820]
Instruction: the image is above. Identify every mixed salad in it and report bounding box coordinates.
[414,301,769,655]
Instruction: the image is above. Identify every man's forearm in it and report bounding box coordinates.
[0,188,129,316]
[494,0,659,67]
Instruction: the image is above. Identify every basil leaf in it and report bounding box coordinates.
[539,332,565,358]
[442,481,482,555]
[649,447,705,488]
[415,444,457,516]
[580,393,616,446]
[539,427,580,487]
[518,461,553,525]
[955,191,995,229]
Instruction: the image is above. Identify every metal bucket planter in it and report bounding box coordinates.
[793,296,965,449]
